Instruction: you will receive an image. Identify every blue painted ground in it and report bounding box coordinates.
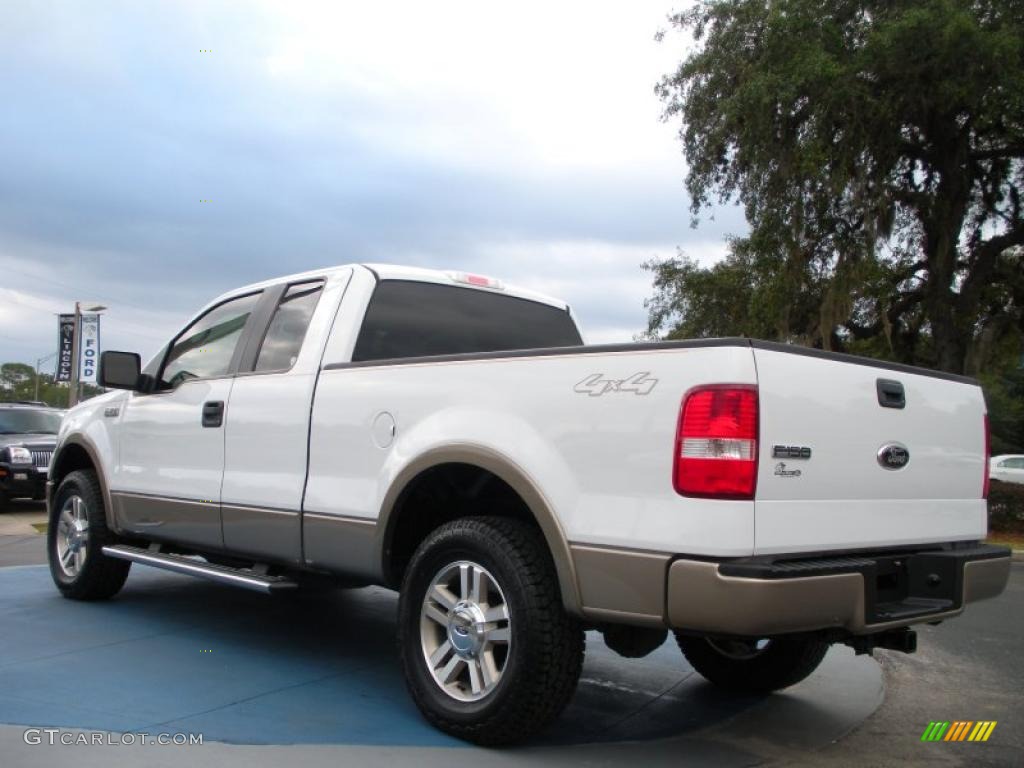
[0,564,760,747]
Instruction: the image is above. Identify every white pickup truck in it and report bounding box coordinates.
[47,263,1010,744]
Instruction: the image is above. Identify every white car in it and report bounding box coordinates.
[990,454,1024,486]
[45,264,1011,745]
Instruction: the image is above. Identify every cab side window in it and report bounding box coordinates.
[254,281,324,372]
[160,292,261,388]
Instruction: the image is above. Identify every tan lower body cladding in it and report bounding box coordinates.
[571,544,670,628]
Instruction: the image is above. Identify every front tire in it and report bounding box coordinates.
[47,470,130,600]
[675,632,829,694]
[398,517,584,745]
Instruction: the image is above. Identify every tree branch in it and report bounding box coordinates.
[969,145,1024,161]
[958,225,1024,316]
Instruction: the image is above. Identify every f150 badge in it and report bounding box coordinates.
[574,372,658,397]
[772,445,812,459]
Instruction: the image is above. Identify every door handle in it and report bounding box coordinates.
[202,400,225,428]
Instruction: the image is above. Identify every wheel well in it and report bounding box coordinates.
[51,443,95,489]
[383,462,542,588]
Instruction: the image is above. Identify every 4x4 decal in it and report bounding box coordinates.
[574,372,658,397]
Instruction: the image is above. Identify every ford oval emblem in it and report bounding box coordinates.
[877,443,910,470]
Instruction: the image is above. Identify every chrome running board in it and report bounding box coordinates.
[102,544,298,593]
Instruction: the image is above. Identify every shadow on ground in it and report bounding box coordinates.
[0,564,880,752]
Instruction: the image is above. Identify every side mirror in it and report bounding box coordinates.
[99,351,142,391]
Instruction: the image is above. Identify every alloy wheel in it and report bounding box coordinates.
[55,495,89,578]
[419,560,512,702]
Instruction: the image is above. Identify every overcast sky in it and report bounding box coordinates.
[0,0,745,369]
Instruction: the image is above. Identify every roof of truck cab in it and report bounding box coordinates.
[361,264,569,310]
[208,264,356,301]
[209,264,570,312]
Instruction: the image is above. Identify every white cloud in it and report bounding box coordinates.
[0,1,746,365]
[254,1,685,174]
[0,257,182,367]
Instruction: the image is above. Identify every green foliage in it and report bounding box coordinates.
[652,0,1024,376]
[0,363,104,408]
[988,480,1024,534]
[0,363,35,390]
[981,362,1024,453]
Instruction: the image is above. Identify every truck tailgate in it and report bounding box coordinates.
[753,346,988,554]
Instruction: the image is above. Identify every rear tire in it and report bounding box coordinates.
[675,632,829,693]
[47,470,130,600]
[398,516,584,745]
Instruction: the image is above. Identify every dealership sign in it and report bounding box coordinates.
[79,314,101,384]
[56,313,102,384]
[56,314,75,382]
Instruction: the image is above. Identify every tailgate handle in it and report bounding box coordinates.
[876,379,905,409]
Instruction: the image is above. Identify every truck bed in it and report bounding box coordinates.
[306,336,986,566]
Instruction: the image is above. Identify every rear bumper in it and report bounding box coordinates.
[665,544,1011,636]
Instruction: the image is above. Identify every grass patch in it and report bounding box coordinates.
[31,523,47,535]
[986,531,1024,550]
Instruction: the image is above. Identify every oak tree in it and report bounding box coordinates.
[649,0,1024,375]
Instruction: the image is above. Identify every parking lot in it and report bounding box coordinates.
[2,500,1021,767]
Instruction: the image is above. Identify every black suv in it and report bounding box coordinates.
[0,403,63,508]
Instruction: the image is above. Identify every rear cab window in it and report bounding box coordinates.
[352,280,582,362]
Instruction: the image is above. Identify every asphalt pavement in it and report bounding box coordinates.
[1,502,1020,767]
[793,556,1024,768]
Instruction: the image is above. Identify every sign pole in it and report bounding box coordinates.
[34,351,57,403]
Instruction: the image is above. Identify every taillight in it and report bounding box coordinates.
[674,385,759,499]
[983,413,991,500]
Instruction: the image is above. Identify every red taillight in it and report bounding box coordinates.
[983,413,991,500]
[674,385,759,499]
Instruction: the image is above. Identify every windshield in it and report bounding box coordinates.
[0,409,63,435]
